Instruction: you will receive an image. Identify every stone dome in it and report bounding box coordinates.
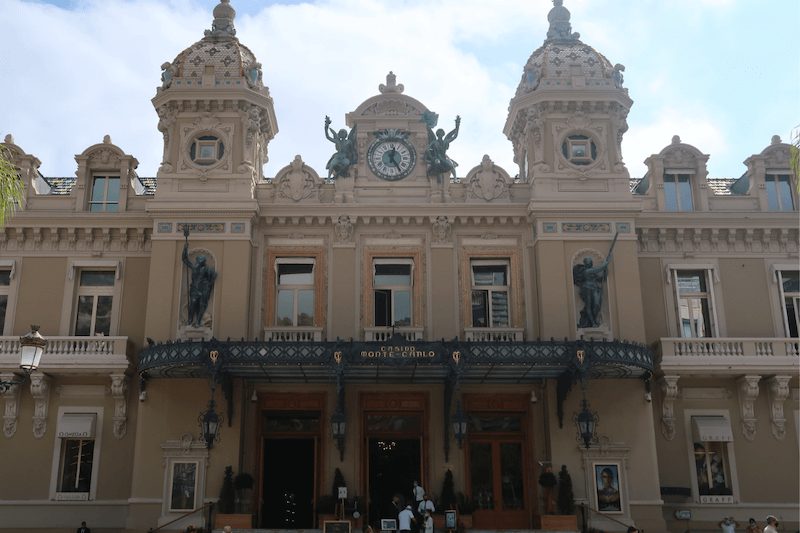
[515,0,625,97]
[159,0,264,91]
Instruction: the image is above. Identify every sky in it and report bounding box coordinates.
[2,0,798,180]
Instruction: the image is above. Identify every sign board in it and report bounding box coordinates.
[324,520,351,533]
[445,510,457,529]
[338,486,348,499]
[381,519,398,531]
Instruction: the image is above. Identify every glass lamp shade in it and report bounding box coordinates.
[331,412,346,437]
[576,401,597,449]
[201,403,221,449]
[19,325,47,373]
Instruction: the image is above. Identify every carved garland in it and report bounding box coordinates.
[110,374,128,439]
[767,375,791,440]
[30,374,50,439]
[2,375,20,438]
[736,375,760,441]
[660,375,679,440]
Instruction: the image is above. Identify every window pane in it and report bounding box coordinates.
[677,272,706,294]
[80,271,115,287]
[500,443,524,509]
[0,295,7,333]
[374,264,411,286]
[374,289,390,326]
[469,442,494,510]
[92,177,106,201]
[0,270,11,285]
[468,414,522,433]
[278,263,313,285]
[471,290,488,327]
[105,177,120,202]
[678,175,693,211]
[59,439,94,492]
[786,298,799,338]
[393,290,411,326]
[766,178,779,210]
[473,265,507,286]
[276,290,294,326]
[95,296,112,336]
[781,271,799,293]
[297,289,314,326]
[664,175,678,211]
[365,414,421,433]
[777,175,794,210]
[75,296,94,336]
[491,291,509,327]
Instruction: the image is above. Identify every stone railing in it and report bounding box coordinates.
[364,327,424,342]
[658,337,799,374]
[0,336,130,373]
[264,327,323,342]
[464,328,524,342]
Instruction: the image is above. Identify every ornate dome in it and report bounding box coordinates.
[515,0,625,97]
[158,0,264,92]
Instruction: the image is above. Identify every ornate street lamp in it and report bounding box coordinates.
[452,400,468,448]
[198,350,223,449]
[1,325,47,393]
[574,396,598,449]
[331,408,346,461]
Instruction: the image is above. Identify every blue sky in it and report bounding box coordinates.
[3,0,798,180]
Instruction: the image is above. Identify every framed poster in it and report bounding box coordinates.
[324,520,351,533]
[445,510,457,529]
[594,462,623,513]
[381,518,398,531]
[169,461,198,512]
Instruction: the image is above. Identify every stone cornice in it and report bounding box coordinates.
[0,226,151,254]
[636,226,798,256]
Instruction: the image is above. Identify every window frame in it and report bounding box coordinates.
[670,268,719,338]
[776,269,800,338]
[663,173,694,212]
[372,258,414,327]
[49,406,104,501]
[274,257,316,327]
[683,409,740,504]
[60,260,123,336]
[764,173,795,211]
[470,260,511,328]
[88,175,121,212]
[0,259,17,335]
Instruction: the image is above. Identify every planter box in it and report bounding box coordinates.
[538,514,577,531]
[215,513,253,528]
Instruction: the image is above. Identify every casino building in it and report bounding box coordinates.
[1,1,797,532]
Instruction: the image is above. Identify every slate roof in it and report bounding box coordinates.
[630,176,738,195]
[42,176,157,196]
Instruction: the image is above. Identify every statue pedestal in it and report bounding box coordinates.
[179,325,212,341]
[577,326,612,341]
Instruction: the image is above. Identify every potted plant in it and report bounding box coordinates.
[234,471,254,513]
[215,466,253,528]
[456,491,474,529]
[539,465,577,531]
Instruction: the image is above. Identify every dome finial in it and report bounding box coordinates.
[547,0,580,42]
[205,0,236,39]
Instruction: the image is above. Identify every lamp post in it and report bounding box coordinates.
[331,408,346,461]
[198,350,223,449]
[574,396,598,449]
[1,325,47,393]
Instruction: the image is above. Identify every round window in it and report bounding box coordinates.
[561,134,597,166]
[189,135,225,166]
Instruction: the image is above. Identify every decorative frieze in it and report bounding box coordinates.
[737,375,761,441]
[637,226,798,255]
[0,226,151,253]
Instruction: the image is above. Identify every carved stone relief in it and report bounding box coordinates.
[30,374,50,439]
[274,155,319,202]
[110,374,128,440]
[2,375,20,438]
[737,375,760,441]
[660,375,680,440]
[466,155,510,201]
[334,215,354,243]
[767,375,791,440]
[431,216,452,243]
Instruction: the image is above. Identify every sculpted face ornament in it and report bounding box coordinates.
[452,351,461,365]
[334,351,343,365]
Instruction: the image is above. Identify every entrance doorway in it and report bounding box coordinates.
[261,438,315,528]
[368,438,421,526]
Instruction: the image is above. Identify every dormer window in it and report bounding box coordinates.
[562,134,597,166]
[765,174,794,211]
[89,176,120,212]
[189,135,224,166]
[664,173,693,211]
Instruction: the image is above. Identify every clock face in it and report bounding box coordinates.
[367,139,416,181]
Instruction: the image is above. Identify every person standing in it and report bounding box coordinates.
[76,522,91,533]
[412,481,425,507]
[398,504,415,533]
[423,512,433,533]
[746,518,760,533]
[719,516,738,533]
[418,494,435,515]
[764,515,779,533]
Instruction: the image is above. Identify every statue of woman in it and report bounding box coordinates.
[423,113,460,179]
[324,116,357,179]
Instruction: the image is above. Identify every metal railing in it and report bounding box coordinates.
[580,502,641,533]
[148,501,213,533]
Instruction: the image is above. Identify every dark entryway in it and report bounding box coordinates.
[368,438,421,527]
[261,438,315,528]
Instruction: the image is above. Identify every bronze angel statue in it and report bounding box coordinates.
[324,115,357,179]
[422,111,460,180]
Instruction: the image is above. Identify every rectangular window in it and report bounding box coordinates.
[691,416,734,503]
[778,270,800,337]
[89,176,120,212]
[765,174,794,211]
[0,269,9,335]
[74,270,115,336]
[674,270,715,337]
[52,411,100,500]
[275,259,315,327]
[664,173,693,211]
[471,261,509,327]
[373,261,412,327]
[58,438,95,493]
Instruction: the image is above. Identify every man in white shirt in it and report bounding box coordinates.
[398,504,415,533]
[412,481,425,506]
[418,494,435,515]
[719,516,738,533]
[764,515,779,533]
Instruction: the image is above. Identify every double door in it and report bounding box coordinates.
[469,438,527,528]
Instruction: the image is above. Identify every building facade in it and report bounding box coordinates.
[1,1,797,532]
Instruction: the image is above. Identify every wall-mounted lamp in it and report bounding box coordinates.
[452,400,468,448]
[331,409,346,461]
[251,388,258,402]
[574,396,598,449]
[530,389,538,403]
[1,325,47,393]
